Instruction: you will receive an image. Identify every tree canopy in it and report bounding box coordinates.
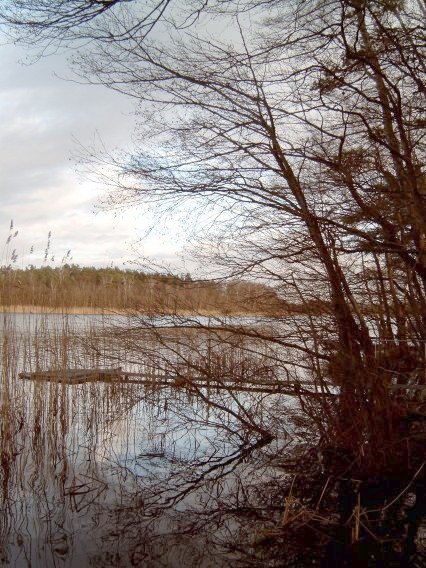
[2,0,425,471]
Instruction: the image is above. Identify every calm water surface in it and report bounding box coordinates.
[0,312,296,567]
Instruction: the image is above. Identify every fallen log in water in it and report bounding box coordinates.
[21,368,424,399]
[18,367,337,396]
[19,368,123,384]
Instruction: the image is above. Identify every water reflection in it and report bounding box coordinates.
[0,313,295,567]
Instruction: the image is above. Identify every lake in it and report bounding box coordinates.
[0,312,300,567]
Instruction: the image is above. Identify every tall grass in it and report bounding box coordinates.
[0,308,296,567]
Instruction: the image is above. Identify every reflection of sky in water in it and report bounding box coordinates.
[0,312,131,332]
[0,312,297,566]
[0,312,265,330]
[102,391,241,478]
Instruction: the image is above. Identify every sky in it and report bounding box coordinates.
[0,40,186,272]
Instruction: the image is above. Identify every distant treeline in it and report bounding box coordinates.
[0,265,288,314]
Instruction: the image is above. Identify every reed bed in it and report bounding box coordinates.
[0,310,298,567]
[1,310,424,566]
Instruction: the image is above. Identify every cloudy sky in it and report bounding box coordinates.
[0,40,186,271]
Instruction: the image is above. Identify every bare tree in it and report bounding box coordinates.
[2,0,425,478]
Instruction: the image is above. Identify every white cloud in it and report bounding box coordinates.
[0,43,184,270]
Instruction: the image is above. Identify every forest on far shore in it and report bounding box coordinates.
[0,265,290,315]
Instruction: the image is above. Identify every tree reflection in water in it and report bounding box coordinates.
[1,314,424,566]
[0,314,300,567]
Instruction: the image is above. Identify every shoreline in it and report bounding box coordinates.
[0,305,112,315]
[0,305,283,317]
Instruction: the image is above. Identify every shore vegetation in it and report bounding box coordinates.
[1,0,425,565]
